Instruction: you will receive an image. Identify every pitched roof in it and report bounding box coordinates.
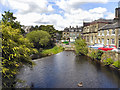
[98,22,119,30]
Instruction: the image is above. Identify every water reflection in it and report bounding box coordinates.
[16,51,120,88]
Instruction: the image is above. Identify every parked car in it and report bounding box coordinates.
[98,45,116,51]
[88,44,104,49]
[111,48,120,52]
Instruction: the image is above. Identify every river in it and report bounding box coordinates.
[16,51,120,88]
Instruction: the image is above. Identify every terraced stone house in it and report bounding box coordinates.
[82,19,113,45]
[62,26,82,42]
[82,5,120,48]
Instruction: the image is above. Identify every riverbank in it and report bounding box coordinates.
[74,38,120,71]
[87,48,120,71]
[41,46,64,57]
[31,46,64,59]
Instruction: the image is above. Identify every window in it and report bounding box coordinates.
[102,38,104,44]
[119,39,120,47]
[77,33,79,36]
[70,33,72,37]
[102,30,104,36]
[107,30,109,35]
[95,36,97,43]
[112,29,115,35]
[111,39,115,44]
[98,31,100,36]
[91,36,93,43]
[107,39,109,45]
[98,39,100,43]
[119,29,120,35]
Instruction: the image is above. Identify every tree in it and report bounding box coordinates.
[39,25,56,39]
[1,11,25,34]
[26,30,51,49]
[74,38,88,56]
[1,25,37,87]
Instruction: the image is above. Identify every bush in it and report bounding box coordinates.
[88,49,96,60]
[112,60,120,68]
[75,38,88,56]
[103,58,114,65]
[96,50,103,60]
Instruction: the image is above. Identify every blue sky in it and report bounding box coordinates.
[0,0,119,30]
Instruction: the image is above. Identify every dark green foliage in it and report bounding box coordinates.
[96,50,103,60]
[75,38,88,56]
[1,11,25,34]
[103,58,114,65]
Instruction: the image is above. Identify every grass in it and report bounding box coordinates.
[41,46,64,56]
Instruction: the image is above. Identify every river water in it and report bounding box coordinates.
[16,51,120,88]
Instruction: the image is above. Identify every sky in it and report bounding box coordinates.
[0,0,120,30]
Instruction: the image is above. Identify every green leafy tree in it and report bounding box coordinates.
[1,25,37,87]
[74,38,88,56]
[39,25,56,39]
[1,11,25,34]
[26,30,51,49]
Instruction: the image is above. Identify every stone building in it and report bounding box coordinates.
[62,26,82,42]
[82,4,120,48]
[82,19,113,45]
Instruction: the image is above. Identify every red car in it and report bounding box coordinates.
[98,45,116,51]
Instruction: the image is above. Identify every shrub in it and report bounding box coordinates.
[75,38,88,56]
[96,50,103,60]
[112,60,120,68]
[103,58,114,65]
[88,49,96,60]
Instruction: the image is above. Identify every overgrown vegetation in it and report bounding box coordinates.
[41,46,64,56]
[74,38,88,56]
[112,60,120,68]
[1,12,38,87]
[103,58,114,65]
[88,49,103,60]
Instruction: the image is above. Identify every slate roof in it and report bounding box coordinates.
[64,26,82,32]
[92,18,113,23]
[98,22,120,30]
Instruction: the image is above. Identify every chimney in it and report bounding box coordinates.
[114,1,120,27]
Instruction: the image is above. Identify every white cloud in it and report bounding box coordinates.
[0,0,116,30]
[105,12,115,19]
[4,0,54,14]
[89,7,107,14]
